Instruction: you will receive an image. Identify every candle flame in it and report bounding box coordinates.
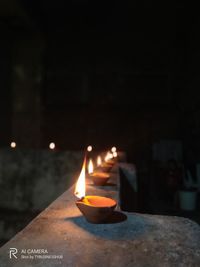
[97,155,102,166]
[105,151,113,162]
[74,158,86,199]
[111,146,117,153]
[113,151,118,158]
[88,158,94,174]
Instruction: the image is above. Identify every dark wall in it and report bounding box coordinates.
[0,24,12,145]
[1,1,200,166]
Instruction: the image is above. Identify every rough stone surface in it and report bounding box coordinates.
[0,170,200,267]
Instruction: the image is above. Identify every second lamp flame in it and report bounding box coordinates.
[74,158,86,199]
[88,159,94,174]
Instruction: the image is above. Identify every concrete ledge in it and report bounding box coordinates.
[0,166,200,266]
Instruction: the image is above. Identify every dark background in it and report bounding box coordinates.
[1,1,200,158]
[0,0,200,245]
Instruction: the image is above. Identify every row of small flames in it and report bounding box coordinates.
[74,146,118,200]
[87,147,117,174]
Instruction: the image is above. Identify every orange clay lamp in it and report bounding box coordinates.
[74,158,116,223]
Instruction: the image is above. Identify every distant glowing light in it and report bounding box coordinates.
[87,145,93,152]
[10,142,16,148]
[49,142,55,150]
[97,156,102,166]
[113,151,118,158]
[111,147,117,153]
[105,152,113,162]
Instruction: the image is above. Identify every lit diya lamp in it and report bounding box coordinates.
[95,154,112,173]
[74,158,117,223]
[96,151,114,172]
[90,172,110,186]
[88,157,110,186]
[105,151,115,164]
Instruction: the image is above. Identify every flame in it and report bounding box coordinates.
[97,155,102,166]
[113,151,118,158]
[74,158,86,199]
[88,159,94,174]
[111,146,117,153]
[105,151,113,162]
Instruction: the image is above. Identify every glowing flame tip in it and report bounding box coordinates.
[74,158,86,199]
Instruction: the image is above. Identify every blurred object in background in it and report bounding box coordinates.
[119,163,138,212]
[153,140,182,162]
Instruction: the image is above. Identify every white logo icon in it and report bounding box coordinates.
[9,248,18,259]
